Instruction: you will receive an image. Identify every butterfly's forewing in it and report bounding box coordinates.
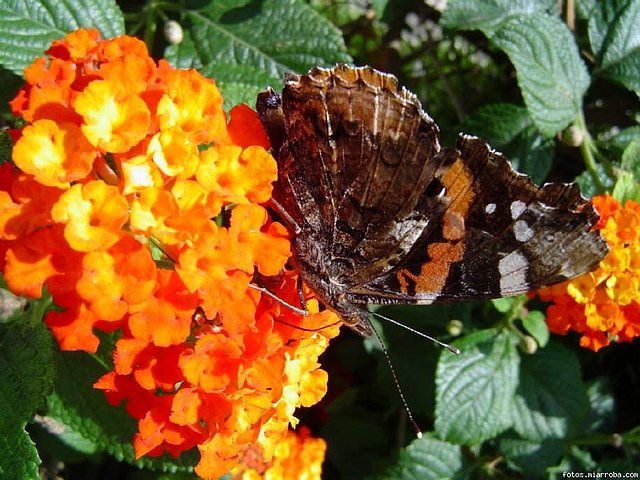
[259,65,450,283]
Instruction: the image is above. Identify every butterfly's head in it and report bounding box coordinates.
[331,294,373,336]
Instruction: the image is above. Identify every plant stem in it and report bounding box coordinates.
[575,112,607,193]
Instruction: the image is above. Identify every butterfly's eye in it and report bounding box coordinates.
[341,314,359,326]
[333,294,368,327]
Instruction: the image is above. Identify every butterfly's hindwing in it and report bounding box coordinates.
[348,135,607,304]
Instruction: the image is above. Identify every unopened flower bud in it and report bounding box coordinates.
[520,335,538,354]
[447,319,463,337]
[164,20,183,45]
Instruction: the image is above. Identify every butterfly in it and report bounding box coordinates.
[256,64,608,337]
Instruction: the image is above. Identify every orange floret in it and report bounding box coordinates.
[12,120,96,188]
[74,79,151,153]
[538,194,640,351]
[51,181,129,251]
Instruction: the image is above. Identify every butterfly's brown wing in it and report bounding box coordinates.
[346,135,608,305]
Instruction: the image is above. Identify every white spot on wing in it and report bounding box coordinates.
[513,220,534,242]
[510,200,526,219]
[499,251,528,295]
[485,203,496,214]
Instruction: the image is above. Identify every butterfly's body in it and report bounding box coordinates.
[257,65,608,336]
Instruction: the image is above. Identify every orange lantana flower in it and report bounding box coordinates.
[233,426,327,480]
[1,29,339,479]
[538,194,640,351]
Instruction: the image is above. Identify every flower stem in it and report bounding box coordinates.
[575,112,607,193]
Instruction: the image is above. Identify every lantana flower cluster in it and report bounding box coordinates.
[232,426,326,480]
[0,29,339,478]
[538,194,640,351]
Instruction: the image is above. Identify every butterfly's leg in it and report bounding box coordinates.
[248,283,308,316]
[296,274,308,312]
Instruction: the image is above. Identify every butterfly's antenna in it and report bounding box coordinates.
[274,318,342,332]
[371,311,461,355]
[368,319,423,439]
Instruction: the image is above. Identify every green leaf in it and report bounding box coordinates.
[491,297,515,313]
[310,0,370,27]
[365,305,454,418]
[499,435,563,479]
[600,125,640,157]
[596,458,640,474]
[165,0,351,109]
[521,310,549,347]
[440,0,556,36]
[615,130,640,202]
[46,350,135,459]
[200,62,281,111]
[372,435,470,480]
[0,424,40,480]
[557,445,597,472]
[621,137,640,179]
[512,341,589,441]
[502,126,554,184]
[574,162,616,198]
[612,170,640,203]
[0,0,125,75]
[459,103,532,146]
[579,379,615,433]
[581,0,640,95]
[30,416,99,457]
[577,0,618,55]
[0,320,53,479]
[491,15,590,136]
[459,103,553,183]
[48,349,197,471]
[435,329,519,445]
[0,321,55,431]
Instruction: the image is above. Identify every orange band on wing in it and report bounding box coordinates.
[396,240,465,294]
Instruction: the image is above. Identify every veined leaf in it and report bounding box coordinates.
[512,341,589,441]
[200,62,281,110]
[441,0,556,36]
[621,137,640,179]
[0,320,54,479]
[612,171,640,203]
[458,103,532,146]
[577,0,620,55]
[165,0,352,109]
[435,329,519,445]
[491,15,590,136]
[0,424,40,480]
[579,379,615,433]
[0,321,55,432]
[499,435,563,479]
[580,0,640,95]
[373,435,470,480]
[0,0,124,75]
[459,103,553,183]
